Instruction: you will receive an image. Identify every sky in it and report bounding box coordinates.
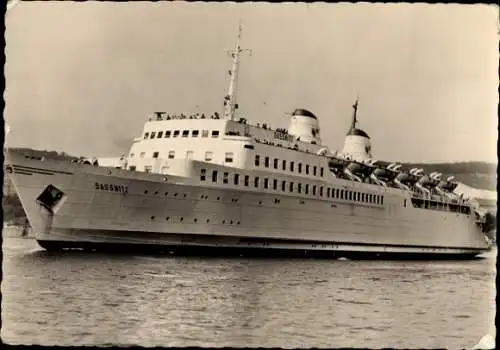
[4,2,499,163]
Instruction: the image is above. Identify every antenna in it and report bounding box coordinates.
[223,20,251,121]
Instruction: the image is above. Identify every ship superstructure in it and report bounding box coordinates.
[5,24,492,258]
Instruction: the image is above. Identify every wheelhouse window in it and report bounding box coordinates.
[192,130,199,137]
[157,131,164,138]
[150,132,156,139]
[173,130,180,138]
[168,151,175,159]
[255,155,260,166]
[153,152,159,159]
[165,131,171,138]
[182,130,189,137]
[225,152,234,163]
[205,151,213,161]
[211,130,220,138]
[144,132,150,139]
[202,130,209,138]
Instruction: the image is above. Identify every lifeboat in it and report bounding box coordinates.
[415,174,439,195]
[394,171,419,190]
[344,161,373,182]
[328,157,349,177]
[369,162,400,186]
[436,175,458,192]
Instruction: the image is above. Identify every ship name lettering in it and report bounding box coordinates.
[95,182,128,193]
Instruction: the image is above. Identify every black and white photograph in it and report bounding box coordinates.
[2,1,497,348]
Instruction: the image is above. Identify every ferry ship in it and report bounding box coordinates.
[4,24,492,259]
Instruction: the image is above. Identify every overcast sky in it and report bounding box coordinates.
[4,2,499,163]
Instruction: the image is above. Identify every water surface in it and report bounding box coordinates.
[1,236,496,348]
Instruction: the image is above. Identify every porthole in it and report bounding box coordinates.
[194,218,198,223]
[180,217,184,222]
[174,193,178,197]
[206,219,210,223]
[222,220,226,224]
[166,217,170,221]
[237,221,240,225]
[144,190,148,194]
[200,195,204,199]
[154,191,158,195]
[183,194,187,198]
[151,216,155,220]
[164,192,168,196]
[259,200,262,205]
[230,220,233,224]
[217,196,221,200]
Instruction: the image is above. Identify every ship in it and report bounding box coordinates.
[4,24,493,259]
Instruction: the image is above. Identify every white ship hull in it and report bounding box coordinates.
[5,150,491,259]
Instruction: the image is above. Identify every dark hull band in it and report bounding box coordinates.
[36,240,482,261]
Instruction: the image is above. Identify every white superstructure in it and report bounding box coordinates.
[5,24,492,258]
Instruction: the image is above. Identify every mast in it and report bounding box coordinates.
[350,98,359,130]
[223,21,250,121]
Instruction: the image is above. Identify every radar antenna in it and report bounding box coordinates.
[223,20,251,121]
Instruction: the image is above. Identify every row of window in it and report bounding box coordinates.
[200,169,385,205]
[411,198,471,214]
[255,155,325,178]
[144,129,220,140]
[129,151,235,164]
